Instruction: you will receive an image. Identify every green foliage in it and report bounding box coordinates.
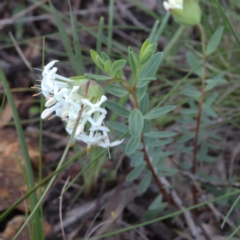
[126,163,146,182]
[206,26,224,56]
[105,101,130,118]
[125,136,141,155]
[144,105,175,120]
[129,109,144,138]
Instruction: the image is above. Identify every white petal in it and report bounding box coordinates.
[41,108,53,119]
[110,139,124,147]
[43,60,58,73]
[45,97,57,107]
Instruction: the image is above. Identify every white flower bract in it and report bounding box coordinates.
[36,60,123,152]
[163,0,183,11]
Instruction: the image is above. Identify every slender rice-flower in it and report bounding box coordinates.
[34,60,123,153]
[163,0,183,11]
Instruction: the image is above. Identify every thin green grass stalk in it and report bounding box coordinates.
[107,0,114,55]
[38,37,45,240]
[227,223,240,240]
[152,12,170,43]
[148,20,159,43]
[96,17,104,74]
[13,79,93,239]
[14,154,34,240]
[49,0,79,74]
[126,0,161,20]
[12,100,87,239]
[0,92,6,115]
[68,0,84,75]
[162,25,186,61]
[215,0,240,47]
[149,12,171,43]
[92,189,240,240]
[0,68,44,240]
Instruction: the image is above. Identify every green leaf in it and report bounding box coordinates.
[115,69,123,79]
[136,85,148,102]
[139,93,149,115]
[101,52,112,63]
[140,49,153,66]
[104,84,128,97]
[158,166,178,176]
[95,55,105,69]
[105,100,131,118]
[90,49,99,63]
[181,89,201,101]
[144,105,175,120]
[147,139,173,148]
[126,163,146,182]
[138,77,156,81]
[104,60,112,74]
[129,50,138,76]
[125,136,141,155]
[84,73,112,81]
[129,109,144,138]
[203,104,218,118]
[139,171,152,193]
[205,73,226,91]
[140,39,150,59]
[130,151,144,167]
[111,60,127,76]
[107,121,129,133]
[139,52,163,79]
[148,195,163,210]
[144,131,176,138]
[70,76,88,81]
[206,26,224,56]
[186,52,202,77]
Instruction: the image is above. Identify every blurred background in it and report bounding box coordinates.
[1,0,240,239]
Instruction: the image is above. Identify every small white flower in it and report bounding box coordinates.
[37,60,123,153]
[163,0,183,11]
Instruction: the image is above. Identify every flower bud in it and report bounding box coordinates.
[163,0,201,26]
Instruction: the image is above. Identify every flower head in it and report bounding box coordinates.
[163,0,201,26]
[163,0,183,11]
[34,61,123,155]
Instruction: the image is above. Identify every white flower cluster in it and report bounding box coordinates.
[163,0,183,11]
[35,60,123,152]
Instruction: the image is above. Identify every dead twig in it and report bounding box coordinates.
[9,32,33,72]
[159,177,204,240]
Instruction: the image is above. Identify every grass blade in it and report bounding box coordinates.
[0,68,44,239]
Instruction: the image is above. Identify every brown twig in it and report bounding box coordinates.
[142,143,174,205]
[192,24,207,203]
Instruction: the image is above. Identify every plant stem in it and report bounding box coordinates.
[192,24,207,201]
[129,81,173,204]
[142,140,174,205]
